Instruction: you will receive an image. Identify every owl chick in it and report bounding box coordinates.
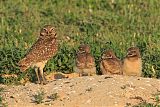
[122,47,142,76]
[18,25,58,85]
[74,44,96,77]
[100,50,122,75]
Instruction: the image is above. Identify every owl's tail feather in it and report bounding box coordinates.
[18,58,31,72]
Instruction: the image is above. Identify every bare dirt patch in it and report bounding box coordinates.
[0,75,160,107]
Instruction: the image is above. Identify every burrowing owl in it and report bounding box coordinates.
[122,47,142,76]
[18,25,58,85]
[74,44,96,77]
[100,50,122,75]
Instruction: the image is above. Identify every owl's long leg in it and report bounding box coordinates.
[35,67,41,84]
[89,70,92,76]
[79,73,82,77]
[39,67,47,85]
[79,69,83,77]
[91,67,97,76]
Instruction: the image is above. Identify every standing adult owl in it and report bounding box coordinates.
[18,25,58,85]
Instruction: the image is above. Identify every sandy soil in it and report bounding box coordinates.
[0,75,160,107]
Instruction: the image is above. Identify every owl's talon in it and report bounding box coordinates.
[42,80,48,85]
[35,81,41,84]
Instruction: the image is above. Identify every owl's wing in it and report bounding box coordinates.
[23,38,58,63]
[86,54,95,68]
[100,61,107,74]
[101,59,120,74]
[113,59,122,73]
[76,53,86,69]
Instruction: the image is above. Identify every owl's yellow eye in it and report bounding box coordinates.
[50,28,54,31]
[43,28,47,31]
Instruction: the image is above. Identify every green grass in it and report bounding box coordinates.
[133,102,160,107]
[132,92,160,107]
[131,90,160,107]
[0,0,160,84]
[33,90,45,104]
[47,93,59,101]
[0,88,7,107]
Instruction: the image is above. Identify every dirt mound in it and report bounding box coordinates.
[1,75,160,107]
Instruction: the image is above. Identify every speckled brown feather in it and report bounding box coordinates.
[86,53,95,68]
[101,58,122,75]
[19,38,58,71]
[75,52,86,69]
[18,25,58,71]
[76,53,95,69]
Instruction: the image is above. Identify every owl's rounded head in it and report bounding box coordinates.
[127,47,141,58]
[40,25,57,39]
[102,50,117,59]
[78,44,90,54]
